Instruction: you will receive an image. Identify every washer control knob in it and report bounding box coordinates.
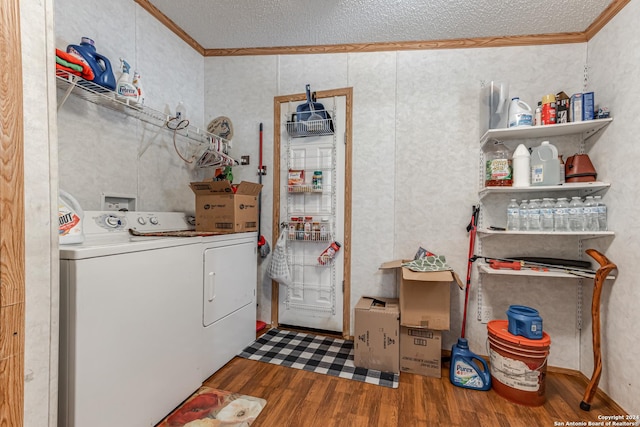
[149,217,159,225]
[137,217,147,225]
[105,215,121,228]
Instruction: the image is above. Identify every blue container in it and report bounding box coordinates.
[66,37,116,91]
[450,338,491,391]
[507,305,543,339]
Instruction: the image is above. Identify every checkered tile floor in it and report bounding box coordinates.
[239,328,399,388]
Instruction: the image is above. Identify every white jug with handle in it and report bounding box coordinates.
[508,97,533,128]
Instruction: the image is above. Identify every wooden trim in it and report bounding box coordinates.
[203,32,588,57]
[0,0,26,425]
[272,88,353,338]
[134,0,205,55]
[585,0,630,40]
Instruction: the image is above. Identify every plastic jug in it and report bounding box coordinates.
[507,305,543,340]
[512,143,531,187]
[66,37,116,90]
[450,338,491,391]
[508,97,533,128]
[530,141,561,186]
[59,189,85,244]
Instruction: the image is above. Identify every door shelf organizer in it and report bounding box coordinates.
[476,117,615,325]
[282,101,338,315]
[55,69,235,167]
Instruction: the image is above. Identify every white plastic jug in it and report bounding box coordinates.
[530,141,561,186]
[512,143,531,187]
[59,189,85,244]
[508,98,533,128]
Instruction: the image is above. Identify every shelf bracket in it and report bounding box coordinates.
[57,76,78,111]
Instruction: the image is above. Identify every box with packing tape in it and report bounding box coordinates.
[190,180,262,233]
[379,258,463,331]
[354,297,400,374]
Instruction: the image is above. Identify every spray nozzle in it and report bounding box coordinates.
[119,58,130,74]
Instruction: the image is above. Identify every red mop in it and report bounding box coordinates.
[461,205,480,339]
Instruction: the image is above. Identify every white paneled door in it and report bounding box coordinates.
[277,94,347,333]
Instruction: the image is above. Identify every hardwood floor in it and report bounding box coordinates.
[203,354,627,427]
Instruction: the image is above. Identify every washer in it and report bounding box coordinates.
[199,232,257,380]
[59,211,203,427]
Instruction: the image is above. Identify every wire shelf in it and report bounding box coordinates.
[55,69,236,167]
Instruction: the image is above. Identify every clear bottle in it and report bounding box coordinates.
[568,196,585,232]
[583,196,599,232]
[320,217,329,241]
[507,199,520,231]
[527,199,541,231]
[540,198,555,231]
[304,216,313,240]
[519,200,529,231]
[485,142,513,187]
[554,198,571,232]
[594,195,608,231]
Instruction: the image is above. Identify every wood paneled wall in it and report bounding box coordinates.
[0,0,26,425]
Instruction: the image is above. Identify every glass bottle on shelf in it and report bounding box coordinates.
[304,216,313,240]
[320,218,329,241]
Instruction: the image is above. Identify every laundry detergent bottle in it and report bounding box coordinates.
[66,37,116,90]
[59,189,85,244]
[450,338,491,391]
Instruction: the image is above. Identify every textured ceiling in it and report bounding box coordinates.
[146,0,614,49]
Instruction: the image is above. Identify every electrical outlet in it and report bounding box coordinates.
[481,306,493,324]
[240,155,250,165]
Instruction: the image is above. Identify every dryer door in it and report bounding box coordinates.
[203,240,256,326]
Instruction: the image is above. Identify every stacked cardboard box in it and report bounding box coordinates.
[379,260,463,378]
[353,297,400,373]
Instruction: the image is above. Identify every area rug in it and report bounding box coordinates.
[239,328,399,388]
[157,386,266,427]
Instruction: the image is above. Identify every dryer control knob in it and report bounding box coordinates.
[137,217,147,225]
[105,215,121,228]
[149,217,159,225]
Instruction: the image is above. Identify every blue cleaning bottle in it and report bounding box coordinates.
[450,338,491,390]
[66,37,116,91]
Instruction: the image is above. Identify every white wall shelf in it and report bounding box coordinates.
[477,229,615,238]
[480,118,613,150]
[479,181,610,199]
[477,262,615,280]
[55,69,235,167]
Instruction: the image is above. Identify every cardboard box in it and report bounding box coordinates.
[556,91,570,124]
[380,260,463,330]
[570,93,583,122]
[354,297,400,373]
[400,326,442,378]
[190,180,263,233]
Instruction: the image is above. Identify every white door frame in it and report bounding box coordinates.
[271,87,353,338]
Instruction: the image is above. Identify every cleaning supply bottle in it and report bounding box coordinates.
[450,338,491,391]
[66,37,116,90]
[508,97,533,128]
[116,58,139,103]
[59,190,85,244]
[132,71,144,106]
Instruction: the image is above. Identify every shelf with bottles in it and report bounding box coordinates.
[285,217,333,242]
[55,69,235,166]
[479,181,610,199]
[480,118,613,150]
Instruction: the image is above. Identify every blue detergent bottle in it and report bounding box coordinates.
[66,37,116,91]
[450,338,491,390]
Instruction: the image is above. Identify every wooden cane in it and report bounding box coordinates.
[580,249,617,411]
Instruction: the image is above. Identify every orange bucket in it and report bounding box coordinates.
[487,320,551,406]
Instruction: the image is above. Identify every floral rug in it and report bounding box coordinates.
[157,386,266,427]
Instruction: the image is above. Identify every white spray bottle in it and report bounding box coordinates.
[116,58,139,103]
[132,70,144,106]
[59,189,85,244]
